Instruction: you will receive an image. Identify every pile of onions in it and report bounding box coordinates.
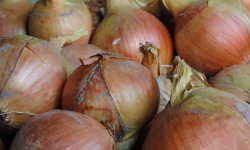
[209,64,250,103]
[28,0,92,45]
[10,110,116,149]
[91,0,173,65]
[61,52,159,149]
[162,0,250,76]
[0,35,66,134]
[0,0,38,37]
[142,57,250,149]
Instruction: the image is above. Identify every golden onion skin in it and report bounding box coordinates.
[142,96,250,150]
[0,35,66,133]
[91,3,173,65]
[62,55,160,149]
[10,110,116,150]
[28,0,92,45]
[0,0,38,37]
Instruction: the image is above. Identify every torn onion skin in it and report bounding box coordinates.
[0,0,38,37]
[91,0,173,65]
[10,110,116,150]
[28,0,92,45]
[0,35,66,134]
[62,53,160,149]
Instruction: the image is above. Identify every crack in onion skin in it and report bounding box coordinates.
[174,0,250,76]
[62,54,160,150]
[10,110,116,150]
[0,0,38,37]
[0,35,66,133]
[28,0,92,46]
[91,1,173,66]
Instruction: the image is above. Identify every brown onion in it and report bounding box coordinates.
[0,35,66,134]
[91,0,173,65]
[142,57,250,149]
[164,0,250,75]
[10,109,116,150]
[28,0,92,45]
[62,52,159,149]
[0,0,37,37]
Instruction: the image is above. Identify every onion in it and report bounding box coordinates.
[91,0,173,65]
[163,0,250,75]
[10,109,116,149]
[209,64,250,102]
[142,57,250,149]
[0,0,38,37]
[61,52,159,149]
[0,35,66,134]
[28,0,92,45]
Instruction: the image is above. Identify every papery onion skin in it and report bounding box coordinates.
[142,96,250,150]
[0,0,38,37]
[209,64,250,93]
[10,109,116,150]
[60,43,103,77]
[175,0,250,75]
[0,35,66,133]
[91,3,173,65]
[28,0,92,45]
[62,55,160,149]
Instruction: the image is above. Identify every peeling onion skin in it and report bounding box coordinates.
[0,35,66,133]
[142,96,250,150]
[62,56,160,149]
[0,0,38,37]
[91,3,173,65]
[10,110,116,150]
[28,0,92,45]
[61,43,103,77]
[174,0,250,76]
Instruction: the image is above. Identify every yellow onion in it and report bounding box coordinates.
[62,52,159,149]
[91,0,173,65]
[164,0,250,75]
[0,0,38,37]
[142,57,250,149]
[0,35,66,134]
[28,0,92,45]
[209,64,250,101]
[10,110,116,149]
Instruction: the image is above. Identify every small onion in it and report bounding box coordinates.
[10,110,116,150]
[0,35,66,134]
[164,0,250,75]
[142,57,250,149]
[28,0,92,45]
[0,0,38,37]
[62,52,159,149]
[91,0,173,65]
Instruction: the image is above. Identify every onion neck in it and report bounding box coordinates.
[167,57,209,107]
[106,0,132,13]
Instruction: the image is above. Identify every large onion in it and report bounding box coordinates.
[163,0,250,75]
[91,0,173,65]
[0,0,38,37]
[10,109,116,149]
[28,0,92,45]
[0,35,66,134]
[62,52,159,149]
[142,57,250,149]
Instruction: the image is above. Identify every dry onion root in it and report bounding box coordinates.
[0,0,38,37]
[61,52,160,150]
[28,0,92,46]
[142,57,250,149]
[10,110,116,150]
[0,35,66,134]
